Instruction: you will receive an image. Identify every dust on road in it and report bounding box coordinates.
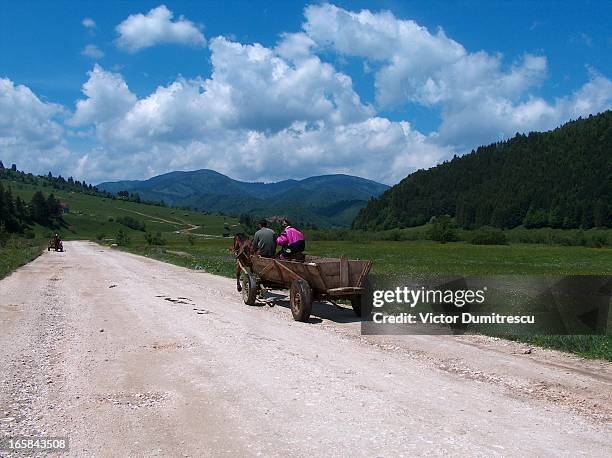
[0,241,610,457]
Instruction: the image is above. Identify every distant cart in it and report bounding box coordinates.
[237,255,372,322]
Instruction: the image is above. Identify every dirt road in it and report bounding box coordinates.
[0,241,610,457]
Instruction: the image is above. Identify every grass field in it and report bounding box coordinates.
[120,237,612,277]
[0,237,46,280]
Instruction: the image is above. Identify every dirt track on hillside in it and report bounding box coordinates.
[0,241,610,457]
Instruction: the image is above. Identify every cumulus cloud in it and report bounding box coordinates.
[70,64,137,127]
[77,118,447,184]
[68,45,442,183]
[82,17,96,29]
[115,5,205,52]
[304,4,547,108]
[302,3,611,151]
[0,78,71,172]
[81,44,104,59]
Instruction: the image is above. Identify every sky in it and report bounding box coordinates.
[0,1,610,185]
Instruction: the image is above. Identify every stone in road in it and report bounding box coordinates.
[0,241,610,456]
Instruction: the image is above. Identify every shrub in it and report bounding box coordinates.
[468,226,508,245]
[24,230,36,239]
[96,232,105,241]
[145,231,166,246]
[116,215,146,231]
[428,215,458,243]
[115,229,130,246]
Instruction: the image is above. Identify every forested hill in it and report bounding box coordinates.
[353,111,612,231]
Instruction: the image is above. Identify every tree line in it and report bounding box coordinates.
[0,161,111,198]
[353,111,611,231]
[0,181,62,234]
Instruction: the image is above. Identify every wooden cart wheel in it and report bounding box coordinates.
[351,278,370,317]
[241,273,258,306]
[290,279,312,322]
[350,295,362,317]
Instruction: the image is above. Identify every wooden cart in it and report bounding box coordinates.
[238,255,372,322]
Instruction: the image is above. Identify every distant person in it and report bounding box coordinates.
[276,219,305,260]
[252,219,276,258]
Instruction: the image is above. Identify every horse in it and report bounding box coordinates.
[232,233,253,292]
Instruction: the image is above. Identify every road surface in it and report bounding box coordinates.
[0,241,610,457]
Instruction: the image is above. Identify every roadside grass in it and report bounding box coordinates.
[0,237,46,280]
[508,335,610,361]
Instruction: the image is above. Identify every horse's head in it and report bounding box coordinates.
[232,233,252,259]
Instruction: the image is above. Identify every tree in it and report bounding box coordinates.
[46,193,61,218]
[11,164,16,171]
[0,160,4,169]
[115,229,130,246]
[30,191,49,224]
[14,197,26,222]
[428,215,458,243]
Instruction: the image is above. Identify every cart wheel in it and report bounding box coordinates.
[350,295,362,317]
[290,279,312,322]
[241,273,258,306]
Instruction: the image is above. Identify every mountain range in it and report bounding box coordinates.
[98,170,388,228]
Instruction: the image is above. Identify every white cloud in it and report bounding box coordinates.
[68,50,442,183]
[304,4,547,108]
[302,4,612,151]
[82,17,96,29]
[81,44,104,59]
[77,118,448,184]
[0,78,71,173]
[70,64,137,127]
[115,5,205,53]
[435,72,612,149]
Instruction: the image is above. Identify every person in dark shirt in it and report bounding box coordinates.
[252,219,276,257]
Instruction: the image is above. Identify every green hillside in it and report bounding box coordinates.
[354,112,612,231]
[1,178,235,242]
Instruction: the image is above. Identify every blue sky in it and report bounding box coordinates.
[0,1,610,184]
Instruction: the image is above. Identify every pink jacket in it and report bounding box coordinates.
[276,226,304,246]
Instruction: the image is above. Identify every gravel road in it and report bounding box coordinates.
[0,241,610,457]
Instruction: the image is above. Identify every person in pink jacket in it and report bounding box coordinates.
[276,219,305,260]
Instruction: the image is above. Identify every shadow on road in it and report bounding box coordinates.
[259,291,361,324]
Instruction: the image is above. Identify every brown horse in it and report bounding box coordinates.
[232,233,253,292]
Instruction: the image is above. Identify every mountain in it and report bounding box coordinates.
[353,111,612,231]
[98,170,388,228]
